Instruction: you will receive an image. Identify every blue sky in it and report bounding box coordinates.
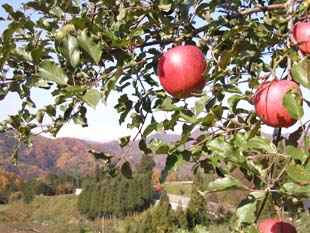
[0,1,309,142]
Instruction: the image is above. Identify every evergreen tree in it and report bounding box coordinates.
[93,184,103,219]
[77,176,94,217]
[21,180,35,204]
[115,175,128,217]
[153,190,178,232]
[187,172,209,229]
[135,155,155,175]
[78,162,155,220]
[127,179,136,215]
[139,211,156,233]
[176,200,188,229]
[135,176,145,211]
[103,180,114,219]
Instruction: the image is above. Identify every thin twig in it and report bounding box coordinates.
[254,127,282,224]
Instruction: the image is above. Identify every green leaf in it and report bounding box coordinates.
[81,89,101,108]
[115,94,133,124]
[37,61,68,85]
[159,97,180,111]
[246,136,277,154]
[121,161,132,178]
[223,84,242,94]
[77,30,102,64]
[179,110,197,124]
[148,138,169,154]
[207,136,230,156]
[286,165,310,183]
[219,40,239,69]
[282,182,310,197]
[88,149,113,161]
[57,35,80,68]
[285,145,305,161]
[195,95,209,116]
[139,139,152,155]
[201,112,215,129]
[161,151,191,180]
[292,59,310,88]
[283,87,304,120]
[205,176,249,193]
[12,47,33,62]
[286,126,303,147]
[236,196,256,226]
[158,4,172,12]
[102,66,123,103]
[228,94,243,114]
[211,104,223,120]
[119,136,130,148]
[247,120,261,140]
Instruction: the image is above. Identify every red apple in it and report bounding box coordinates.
[258,219,297,233]
[254,80,302,128]
[157,45,206,98]
[293,22,310,54]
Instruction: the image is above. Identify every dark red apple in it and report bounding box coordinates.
[157,45,206,98]
[254,80,302,128]
[258,219,297,233]
[293,22,310,54]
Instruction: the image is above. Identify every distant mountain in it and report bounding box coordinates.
[0,130,275,179]
[0,134,129,178]
[0,132,181,179]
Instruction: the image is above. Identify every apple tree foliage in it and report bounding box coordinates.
[1,0,310,231]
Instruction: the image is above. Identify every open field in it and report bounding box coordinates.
[0,191,310,232]
[0,195,100,233]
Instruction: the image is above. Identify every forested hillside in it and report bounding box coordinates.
[0,132,185,179]
[0,133,131,178]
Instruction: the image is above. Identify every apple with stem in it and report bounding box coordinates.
[293,22,310,54]
[258,219,297,233]
[254,80,302,128]
[157,45,206,98]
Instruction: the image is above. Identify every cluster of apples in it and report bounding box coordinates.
[157,22,310,232]
[157,22,310,129]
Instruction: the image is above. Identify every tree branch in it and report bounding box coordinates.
[136,2,291,50]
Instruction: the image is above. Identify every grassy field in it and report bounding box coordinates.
[0,195,100,233]
[164,182,193,196]
[1,191,310,232]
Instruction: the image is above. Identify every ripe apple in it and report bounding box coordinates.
[254,80,302,128]
[258,219,297,233]
[157,45,206,98]
[293,22,310,54]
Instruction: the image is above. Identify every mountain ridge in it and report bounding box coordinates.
[0,131,275,179]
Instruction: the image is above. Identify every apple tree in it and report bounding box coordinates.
[1,0,310,231]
